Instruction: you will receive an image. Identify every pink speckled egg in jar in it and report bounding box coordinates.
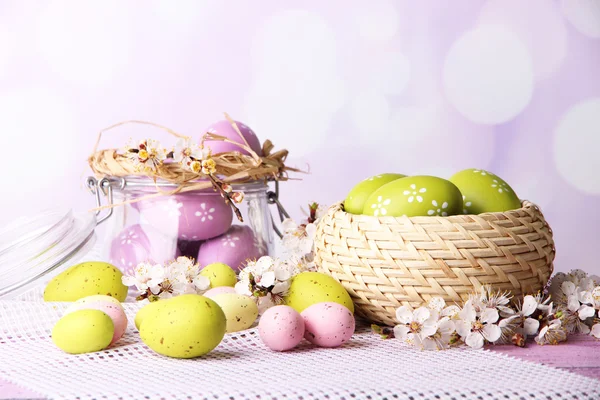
[197,225,267,271]
[138,193,233,241]
[203,119,263,156]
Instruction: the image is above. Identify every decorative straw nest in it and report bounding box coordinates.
[314,200,555,326]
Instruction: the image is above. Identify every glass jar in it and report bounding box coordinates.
[88,176,284,277]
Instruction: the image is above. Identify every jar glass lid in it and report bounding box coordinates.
[0,209,96,299]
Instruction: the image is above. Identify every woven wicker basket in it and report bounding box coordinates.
[314,200,555,326]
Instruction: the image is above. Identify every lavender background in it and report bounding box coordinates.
[0,0,598,274]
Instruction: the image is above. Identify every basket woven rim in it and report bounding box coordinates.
[331,199,539,222]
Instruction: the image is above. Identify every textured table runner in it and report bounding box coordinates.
[1,300,599,400]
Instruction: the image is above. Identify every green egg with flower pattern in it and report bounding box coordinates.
[362,176,463,217]
[449,169,521,214]
[344,173,406,214]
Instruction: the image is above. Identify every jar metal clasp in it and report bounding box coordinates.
[267,180,290,238]
[86,176,124,225]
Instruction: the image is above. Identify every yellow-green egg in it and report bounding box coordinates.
[362,175,463,217]
[450,169,521,214]
[135,300,168,331]
[284,272,354,313]
[52,309,114,354]
[200,262,237,288]
[210,293,258,333]
[344,173,406,214]
[140,294,226,358]
[72,294,122,306]
[44,262,128,302]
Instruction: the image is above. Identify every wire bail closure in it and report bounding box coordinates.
[86,176,124,225]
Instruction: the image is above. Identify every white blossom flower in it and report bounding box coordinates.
[441,305,462,320]
[455,300,501,349]
[122,262,165,293]
[173,137,207,166]
[591,323,600,339]
[535,319,567,345]
[503,295,540,337]
[235,256,296,313]
[393,306,438,348]
[281,218,317,256]
[420,318,456,350]
[126,139,167,173]
[427,297,446,313]
[469,286,514,316]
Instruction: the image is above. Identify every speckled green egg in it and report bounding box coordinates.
[449,169,521,214]
[363,176,463,217]
[52,309,114,354]
[139,294,226,359]
[284,272,354,313]
[44,262,128,302]
[135,299,169,330]
[344,173,406,214]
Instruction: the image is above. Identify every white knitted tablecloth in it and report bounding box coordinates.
[0,300,599,400]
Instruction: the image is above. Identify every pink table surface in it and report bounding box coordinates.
[1,335,599,399]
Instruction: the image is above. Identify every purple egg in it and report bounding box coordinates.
[109,224,179,276]
[203,119,263,156]
[197,225,267,271]
[138,194,233,241]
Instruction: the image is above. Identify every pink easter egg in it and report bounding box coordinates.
[203,119,263,156]
[65,301,128,346]
[203,286,237,298]
[197,225,267,272]
[137,193,233,241]
[301,302,355,348]
[109,224,179,276]
[258,305,305,352]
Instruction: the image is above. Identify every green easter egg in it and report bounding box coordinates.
[52,309,114,354]
[450,169,521,214]
[344,173,406,214]
[363,176,463,217]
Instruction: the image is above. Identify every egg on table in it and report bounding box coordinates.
[203,286,237,298]
[301,302,355,348]
[52,309,114,354]
[140,294,226,358]
[210,293,259,333]
[65,300,128,346]
[199,262,237,288]
[258,305,305,352]
[284,272,354,314]
[44,262,128,302]
[449,168,521,214]
[362,175,463,217]
[197,225,267,272]
[138,193,233,241]
[135,300,168,330]
[344,173,406,214]
[203,119,263,156]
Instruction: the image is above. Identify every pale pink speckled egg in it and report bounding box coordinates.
[203,286,236,298]
[109,224,180,276]
[301,302,355,348]
[259,305,305,352]
[65,301,128,346]
[137,193,233,241]
[203,119,263,156]
[197,225,267,271]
